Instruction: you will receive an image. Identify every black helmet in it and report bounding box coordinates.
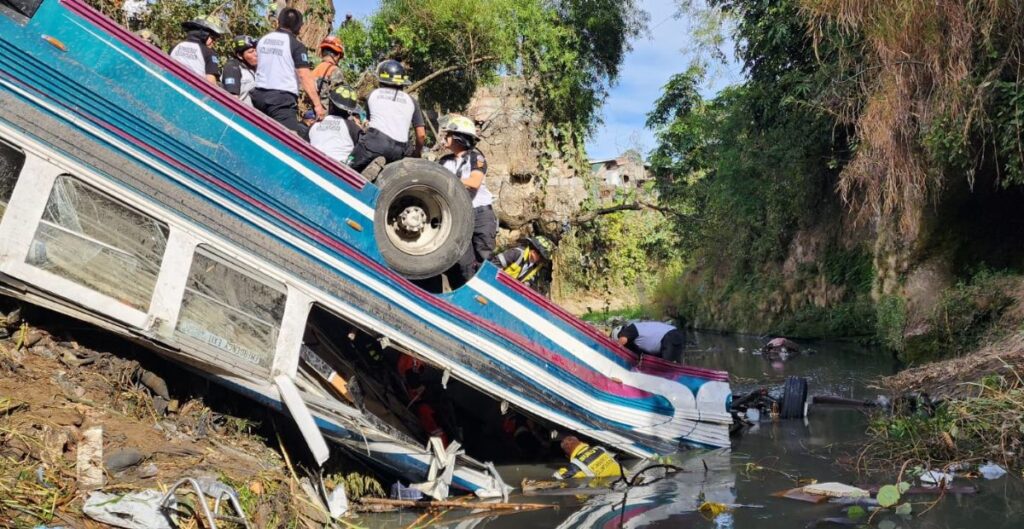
[182,15,228,38]
[329,85,360,115]
[376,60,409,86]
[232,35,256,55]
[527,236,555,260]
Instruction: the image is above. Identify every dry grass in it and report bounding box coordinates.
[859,369,1024,473]
[800,0,1024,237]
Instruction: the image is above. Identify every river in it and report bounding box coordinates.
[364,332,1024,528]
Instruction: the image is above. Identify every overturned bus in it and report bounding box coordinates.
[0,0,733,498]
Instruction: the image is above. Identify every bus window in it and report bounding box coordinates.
[175,248,285,369]
[27,175,169,310]
[0,139,24,219]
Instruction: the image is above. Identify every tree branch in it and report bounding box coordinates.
[570,201,680,224]
[407,55,500,93]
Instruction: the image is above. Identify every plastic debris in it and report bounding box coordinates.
[802,482,869,498]
[920,470,954,487]
[77,426,104,490]
[83,490,176,529]
[391,481,424,501]
[979,462,1007,480]
[746,408,761,422]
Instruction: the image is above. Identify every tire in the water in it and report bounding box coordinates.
[781,376,808,419]
[373,159,473,279]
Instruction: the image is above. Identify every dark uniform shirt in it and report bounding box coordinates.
[221,57,256,106]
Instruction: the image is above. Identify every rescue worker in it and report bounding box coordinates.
[170,16,226,84]
[309,85,363,163]
[311,36,346,106]
[493,235,555,287]
[251,8,325,133]
[617,321,686,362]
[438,115,496,288]
[221,35,258,106]
[297,109,316,141]
[397,354,458,446]
[348,60,426,172]
[553,436,622,480]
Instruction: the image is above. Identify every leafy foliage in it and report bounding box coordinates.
[337,0,645,135]
[86,0,273,56]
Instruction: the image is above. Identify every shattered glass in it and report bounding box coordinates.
[27,175,168,310]
[0,139,24,219]
[176,249,285,369]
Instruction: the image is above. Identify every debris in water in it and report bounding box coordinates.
[920,470,954,487]
[802,482,869,498]
[979,462,1007,480]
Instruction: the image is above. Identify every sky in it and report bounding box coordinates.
[332,0,741,161]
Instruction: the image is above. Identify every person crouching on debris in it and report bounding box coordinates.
[170,15,227,84]
[553,436,622,480]
[439,115,496,289]
[348,60,426,172]
[309,85,363,163]
[493,235,555,288]
[617,321,686,363]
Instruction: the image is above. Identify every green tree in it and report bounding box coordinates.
[336,0,645,135]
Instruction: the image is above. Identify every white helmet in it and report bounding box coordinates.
[441,115,478,139]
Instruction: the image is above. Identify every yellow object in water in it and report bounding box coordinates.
[553,443,622,480]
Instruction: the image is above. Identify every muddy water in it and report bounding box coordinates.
[365,333,1024,528]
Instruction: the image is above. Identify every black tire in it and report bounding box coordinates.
[373,159,473,279]
[781,376,808,419]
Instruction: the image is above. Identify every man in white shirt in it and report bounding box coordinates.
[170,16,226,84]
[250,8,325,133]
[437,115,496,288]
[348,60,425,172]
[309,85,363,163]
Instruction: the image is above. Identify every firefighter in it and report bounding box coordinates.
[170,16,227,84]
[348,60,425,172]
[221,35,258,106]
[438,115,495,288]
[312,36,346,106]
[251,8,325,133]
[309,85,363,163]
[492,235,555,287]
[553,436,622,480]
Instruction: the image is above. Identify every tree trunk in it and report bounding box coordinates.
[277,0,334,49]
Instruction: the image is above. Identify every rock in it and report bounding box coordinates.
[105,447,145,472]
[138,462,159,479]
[138,369,170,400]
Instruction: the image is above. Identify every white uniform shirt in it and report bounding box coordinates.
[366,88,424,142]
[309,116,356,162]
[170,40,208,78]
[440,151,493,208]
[254,30,310,95]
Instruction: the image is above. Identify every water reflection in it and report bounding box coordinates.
[363,333,1024,529]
